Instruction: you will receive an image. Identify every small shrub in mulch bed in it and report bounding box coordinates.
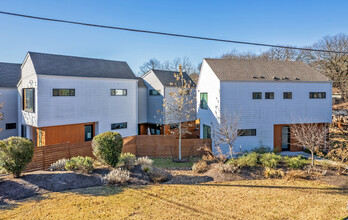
[192,160,209,173]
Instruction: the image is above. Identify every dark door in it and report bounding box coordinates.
[281,126,290,151]
[85,125,93,141]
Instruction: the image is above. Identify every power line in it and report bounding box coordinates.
[1,10,347,54]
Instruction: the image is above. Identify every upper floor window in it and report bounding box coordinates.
[111,89,127,96]
[309,92,326,99]
[200,93,208,109]
[265,92,274,99]
[252,92,262,99]
[149,89,160,96]
[23,88,35,112]
[111,122,127,130]
[283,92,292,99]
[179,90,190,95]
[53,89,75,96]
[238,129,257,136]
[6,123,16,130]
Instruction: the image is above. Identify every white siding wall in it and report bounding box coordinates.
[0,88,18,139]
[138,87,147,124]
[36,75,138,137]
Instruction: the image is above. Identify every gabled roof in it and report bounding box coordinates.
[28,52,136,79]
[204,59,329,82]
[147,69,196,87]
[137,77,147,87]
[0,62,21,87]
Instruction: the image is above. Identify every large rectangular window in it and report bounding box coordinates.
[265,92,274,99]
[252,92,262,99]
[149,89,160,96]
[6,123,16,130]
[23,88,35,112]
[283,92,292,99]
[53,89,75,96]
[111,89,127,96]
[309,92,326,99]
[111,122,127,130]
[200,93,208,109]
[238,129,257,136]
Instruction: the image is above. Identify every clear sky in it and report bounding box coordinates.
[0,0,347,74]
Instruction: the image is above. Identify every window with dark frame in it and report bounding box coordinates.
[309,92,326,99]
[200,93,208,109]
[6,123,16,130]
[149,90,160,96]
[238,129,257,136]
[111,122,127,130]
[53,89,75,96]
[170,124,179,129]
[283,92,292,99]
[252,92,262,99]
[265,92,274,99]
[23,88,35,112]
[111,89,127,96]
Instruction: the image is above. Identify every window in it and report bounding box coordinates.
[309,92,326,99]
[200,93,208,109]
[283,92,292,99]
[21,125,27,137]
[252,92,262,99]
[111,89,127,96]
[149,90,160,96]
[53,89,75,96]
[84,125,93,141]
[111,122,127,130]
[203,124,211,138]
[179,90,190,95]
[238,129,257,136]
[170,124,179,129]
[23,88,35,112]
[265,92,274,99]
[6,123,16,130]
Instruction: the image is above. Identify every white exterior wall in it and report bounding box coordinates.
[36,75,138,137]
[0,88,18,139]
[138,87,147,124]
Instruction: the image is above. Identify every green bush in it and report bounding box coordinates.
[0,137,34,177]
[259,153,282,168]
[65,156,94,173]
[92,131,123,167]
[236,152,259,167]
[285,156,306,170]
[251,146,271,154]
[118,153,136,170]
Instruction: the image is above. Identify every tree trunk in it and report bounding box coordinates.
[179,123,182,160]
[311,150,314,167]
[229,144,233,159]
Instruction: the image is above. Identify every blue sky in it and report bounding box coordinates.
[0,0,347,74]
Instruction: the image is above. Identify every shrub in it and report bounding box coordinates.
[147,167,172,183]
[0,137,34,177]
[192,160,209,173]
[104,168,130,186]
[264,167,285,178]
[65,156,94,173]
[92,131,123,167]
[141,164,152,173]
[285,156,307,170]
[251,146,271,154]
[237,152,259,167]
[216,163,240,173]
[49,158,68,171]
[135,156,154,166]
[118,153,136,170]
[286,170,309,180]
[259,153,282,168]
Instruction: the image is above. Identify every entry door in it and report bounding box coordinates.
[85,125,93,141]
[281,126,290,151]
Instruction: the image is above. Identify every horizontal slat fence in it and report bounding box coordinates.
[25,135,211,172]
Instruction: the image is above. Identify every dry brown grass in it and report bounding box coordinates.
[1,179,347,219]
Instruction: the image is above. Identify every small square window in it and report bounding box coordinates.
[283,92,292,99]
[252,92,262,99]
[265,92,274,99]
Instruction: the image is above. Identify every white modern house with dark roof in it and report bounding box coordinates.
[197,59,332,153]
[140,69,198,137]
[17,52,138,146]
[0,62,21,140]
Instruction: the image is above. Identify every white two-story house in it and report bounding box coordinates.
[197,59,332,153]
[140,69,198,137]
[17,52,138,146]
[0,62,21,139]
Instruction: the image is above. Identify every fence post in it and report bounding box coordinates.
[42,146,45,170]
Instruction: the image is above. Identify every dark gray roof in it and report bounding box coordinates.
[0,62,21,87]
[151,69,196,87]
[28,52,136,79]
[205,59,329,82]
[137,77,147,87]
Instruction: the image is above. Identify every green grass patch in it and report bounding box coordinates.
[151,157,200,168]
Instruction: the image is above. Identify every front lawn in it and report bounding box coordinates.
[1,179,347,219]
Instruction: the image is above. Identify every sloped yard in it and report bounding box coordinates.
[1,179,347,219]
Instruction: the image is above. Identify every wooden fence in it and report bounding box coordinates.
[25,135,211,172]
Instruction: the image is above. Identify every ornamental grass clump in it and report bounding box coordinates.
[264,167,285,178]
[49,158,69,171]
[104,168,130,186]
[118,153,136,170]
[92,131,123,167]
[65,156,94,173]
[192,160,209,173]
[135,156,154,166]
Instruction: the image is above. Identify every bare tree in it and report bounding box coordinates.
[220,49,260,60]
[212,113,240,158]
[162,65,196,161]
[290,123,329,166]
[259,47,306,61]
[139,58,162,75]
[0,93,3,133]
